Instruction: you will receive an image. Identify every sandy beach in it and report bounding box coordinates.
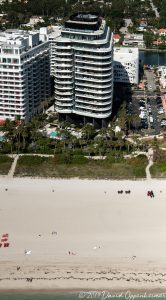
[0,177,166,292]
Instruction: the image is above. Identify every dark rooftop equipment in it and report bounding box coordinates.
[65,13,102,31]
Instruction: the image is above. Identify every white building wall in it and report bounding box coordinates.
[0,30,51,121]
[158,66,166,88]
[114,47,139,84]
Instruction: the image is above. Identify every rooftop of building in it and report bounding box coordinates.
[124,33,144,40]
[65,12,102,31]
[0,29,47,51]
[114,47,139,59]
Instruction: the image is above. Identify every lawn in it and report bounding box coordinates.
[150,161,166,178]
[15,155,148,179]
[0,155,13,175]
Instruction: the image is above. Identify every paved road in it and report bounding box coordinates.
[144,70,156,92]
[150,0,160,18]
[149,97,161,134]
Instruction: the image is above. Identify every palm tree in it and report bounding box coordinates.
[82,124,96,141]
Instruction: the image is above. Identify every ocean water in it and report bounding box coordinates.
[1,293,166,300]
[139,50,166,65]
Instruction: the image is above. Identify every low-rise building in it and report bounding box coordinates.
[158,29,166,37]
[123,34,144,48]
[0,29,51,121]
[113,34,120,44]
[114,47,139,84]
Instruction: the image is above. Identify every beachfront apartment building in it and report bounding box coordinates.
[52,13,114,126]
[114,47,139,85]
[0,29,51,121]
[40,26,62,76]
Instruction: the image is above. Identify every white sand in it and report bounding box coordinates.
[0,177,166,291]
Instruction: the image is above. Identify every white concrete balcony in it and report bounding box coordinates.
[63,26,110,45]
[54,57,73,62]
[74,46,112,53]
[75,81,112,89]
[56,45,72,50]
[75,75,112,83]
[75,59,112,66]
[73,108,112,119]
[56,101,73,107]
[75,98,112,106]
[75,53,112,60]
[75,93,112,100]
[56,108,73,113]
[75,70,112,77]
[55,74,73,79]
[54,79,74,84]
[75,103,112,112]
[75,65,112,72]
[75,86,112,94]
[54,51,73,56]
[55,85,73,90]
[55,90,73,96]
[54,63,73,68]
[55,69,73,73]
[55,97,74,101]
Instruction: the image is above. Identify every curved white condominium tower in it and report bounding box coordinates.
[54,13,113,125]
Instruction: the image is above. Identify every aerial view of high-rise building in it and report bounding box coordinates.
[54,13,113,126]
[0,0,166,299]
[0,30,51,121]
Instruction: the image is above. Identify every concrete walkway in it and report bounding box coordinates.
[145,148,154,180]
[7,154,19,178]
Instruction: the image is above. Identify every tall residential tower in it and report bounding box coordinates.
[54,13,114,126]
[0,30,51,121]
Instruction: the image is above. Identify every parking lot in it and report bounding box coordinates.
[144,70,156,92]
[126,67,166,134]
[128,93,164,134]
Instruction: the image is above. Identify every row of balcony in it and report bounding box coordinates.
[75,59,112,66]
[73,108,112,119]
[75,92,112,100]
[75,81,112,89]
[75,86,112,94]
[75,75,112,83]
[55,97,73,101]
[74,53,112,60]
[56,101,73,107]
[75,103,112,112]
[75,70,112,77]
[75,65,112,72]
[55,85,73,90]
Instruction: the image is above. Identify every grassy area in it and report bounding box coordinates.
[15,155,148,179]
[150,162,166,178]
[0,155,13,175]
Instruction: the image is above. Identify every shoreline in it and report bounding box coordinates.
[139,48,166,53]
